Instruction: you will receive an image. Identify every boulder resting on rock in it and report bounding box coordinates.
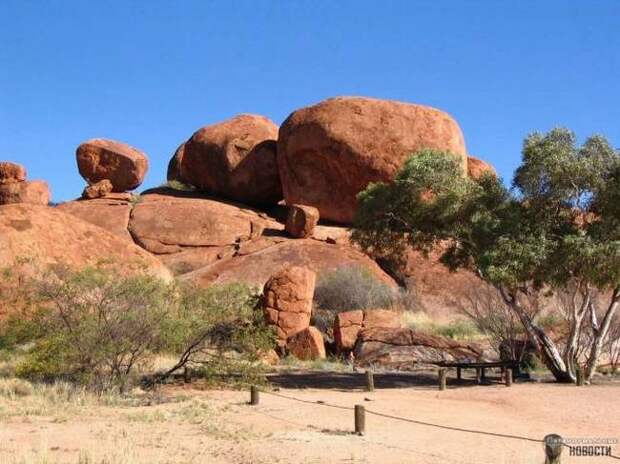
[288,326,326,360]
[285,204,319,238]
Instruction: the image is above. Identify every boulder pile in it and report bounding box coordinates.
[76,138,148,194]
[0,161,50,206]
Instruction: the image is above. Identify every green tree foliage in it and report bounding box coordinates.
[353,131,620,382]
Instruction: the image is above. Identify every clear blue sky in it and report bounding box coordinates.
[1,1,619,202]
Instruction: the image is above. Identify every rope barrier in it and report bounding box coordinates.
[258,388,620,460]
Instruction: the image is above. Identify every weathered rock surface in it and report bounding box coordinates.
[0,162,26,183]
[278,97,467,223]
[172,114,282,206]
[76,138,148,192]
[0,180,50,206]
[82,179,113,199]
[334,309,401,352]
[285,204,319,238]
[183,239,398,289]
[354,327,485,367]
[467,156,496,180]
[288,326,326,360]
[263,266,316,345]
[56,194,133,241]
[0,204,171,281]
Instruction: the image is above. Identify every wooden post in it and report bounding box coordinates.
[250,385,259,405]
[183,367,190,384]
[576,366,585,386]
[438,368,447,391]
[480,367,486,382]
[365,370,375,392]
[505,368,513,387]
[354,405,365,435]
[475,367,482,384]
[544,434,563,463]
[456,367,462,380]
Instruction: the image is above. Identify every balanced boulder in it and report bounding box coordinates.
[285,204,319,238]
[76,138,148,192]
[263,266,316,346]
[171,114,282,206]
[278,96,467,223]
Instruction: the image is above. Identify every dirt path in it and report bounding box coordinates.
[0,380,618,463]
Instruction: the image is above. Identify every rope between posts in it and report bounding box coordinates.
[258,388,620,459]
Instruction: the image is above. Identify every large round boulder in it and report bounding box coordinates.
[171,114,282,206]
[76,138,148,192]
[0,204,171,281]
[278,97,467,223]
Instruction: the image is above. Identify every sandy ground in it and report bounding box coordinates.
[0,373,618,464]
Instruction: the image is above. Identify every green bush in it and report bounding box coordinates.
[314,266,397,312]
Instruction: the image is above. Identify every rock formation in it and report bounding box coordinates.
[467,155,496,179]
[263,266,316,346]
[76,138,148,192]
[334,309,402,352]
[0,161,50,206]
[354,327,486,367]
[278,97,467,223]
[82,179,113,199]
[170,114,282,207]
[0,204,171,281]
[288,327,326,360]
[285,204,319,238]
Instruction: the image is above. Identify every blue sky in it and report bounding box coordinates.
[1,0,619,202]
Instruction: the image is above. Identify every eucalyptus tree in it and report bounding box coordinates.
[353,129,620,382]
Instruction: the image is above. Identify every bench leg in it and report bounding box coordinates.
[481,368,486,382]
[476,368,482,384]
[457,367,462,380]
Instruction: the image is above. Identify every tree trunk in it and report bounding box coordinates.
[584,289,620,381]
[499,287,574,383]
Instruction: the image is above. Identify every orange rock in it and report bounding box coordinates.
[173,114,282,206]
[285,204,319,238]
[278,97,467,224]
[333,310,364,352]
[467,155,496,180]
[262,266,316,346]
[363,309,401,330]
[76,138,148,192]
[82,179,113,199]
[288,326,326,361]
[0,162,26,183]
[0,204,171,281]
[0,180,50,206]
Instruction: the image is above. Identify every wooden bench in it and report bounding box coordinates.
[437,361,520,384]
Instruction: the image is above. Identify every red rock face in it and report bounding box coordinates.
[0,180,50,206]
[278,97,467,224]
[173,114,282,206]
[263,266,316,346]
[467,156,496,180]
[76,138,148,192]
[0,204,171,281]
[285,204,319,238]
[0,162,27,183]
[288,326,326,360]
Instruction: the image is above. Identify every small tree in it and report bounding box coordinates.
[353,131,620,383]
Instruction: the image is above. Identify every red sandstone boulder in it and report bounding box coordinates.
[172,114,282,206]
[0,204,171,281]
[183,239,397,290]
[0,162,26,183]
[467,156,496,180]
[334,309,402,352]
[278,97,467,224]
[56,193,133,242]
[0,180,50,206]
[263,266,316,346]
[288,326,326,360]
[76,138,148,192]
[82,179,113,199]
[354,327,485,368]
[333,310,364,352]
[285,204,319,238]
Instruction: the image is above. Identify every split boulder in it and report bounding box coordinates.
[288,327,326,360]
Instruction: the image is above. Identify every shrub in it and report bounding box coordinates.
[314,266,397,312]
[14,267,175,392]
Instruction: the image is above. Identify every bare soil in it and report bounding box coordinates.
[0,372,618,464]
